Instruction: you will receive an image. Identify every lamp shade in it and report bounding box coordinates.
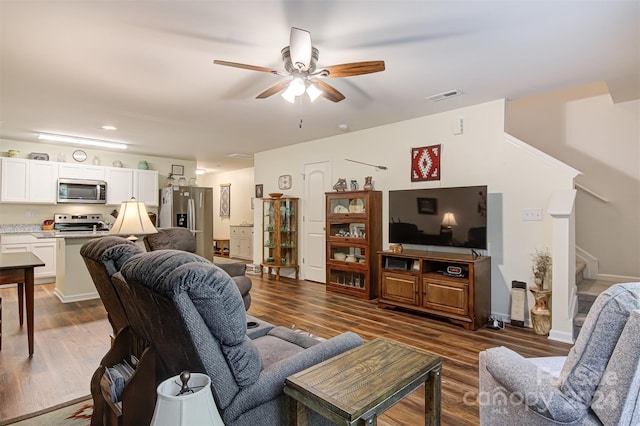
[442,212,458,227]
[109,197,158,237]
[151,373,223,426]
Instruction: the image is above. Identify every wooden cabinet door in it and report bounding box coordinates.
[422,278,469,316]
[381,272,419,305]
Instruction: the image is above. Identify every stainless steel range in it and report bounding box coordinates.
[53,213,108,232]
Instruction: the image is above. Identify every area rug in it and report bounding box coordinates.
[1,396,92,426]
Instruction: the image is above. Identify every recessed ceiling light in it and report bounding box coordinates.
[425,89,463,102]
[101,125,117,130]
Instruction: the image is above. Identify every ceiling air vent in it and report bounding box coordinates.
[426,89,463,102]
[226,153,253,159]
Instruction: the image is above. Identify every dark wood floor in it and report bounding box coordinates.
[0,277,571,425]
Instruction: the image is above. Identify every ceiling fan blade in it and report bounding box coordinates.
[311,79,345,102]
[320,61,385,78]
[256,80,291,99]
[289,27,312,71]
[213,60,280,74]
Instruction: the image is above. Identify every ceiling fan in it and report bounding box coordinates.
[213,27,385,103]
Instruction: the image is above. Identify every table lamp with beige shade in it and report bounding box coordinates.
[109,197,158,241]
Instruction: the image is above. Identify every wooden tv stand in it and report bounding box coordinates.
[378,250,491,330]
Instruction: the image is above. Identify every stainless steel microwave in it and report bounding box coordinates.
[57,179,107,204]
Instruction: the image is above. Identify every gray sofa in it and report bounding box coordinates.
[84,237,363,425]
[479,282,640,425]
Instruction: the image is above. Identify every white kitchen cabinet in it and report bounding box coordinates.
[134,170,159,207]
[105,167,134,205]
[230,225,254,260]
[0,157,58,203]
[58,163,106,180]
[0,234,57,280]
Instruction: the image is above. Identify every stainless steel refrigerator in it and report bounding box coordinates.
[158,186,214,260]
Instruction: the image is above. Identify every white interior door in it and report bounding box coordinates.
[302,161,331,283]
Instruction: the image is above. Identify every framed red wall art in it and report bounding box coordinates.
[411,144,441,182]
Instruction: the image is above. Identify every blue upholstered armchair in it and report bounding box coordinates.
[114,249,363,425]
[479,282,640,425]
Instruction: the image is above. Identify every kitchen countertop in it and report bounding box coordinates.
[30,231,111,239]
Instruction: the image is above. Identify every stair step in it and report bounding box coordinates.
[577,279,616,313]
[577,278,616,297]
[576,261,586,285]
[573,312,587,340]
[574,313,587,327]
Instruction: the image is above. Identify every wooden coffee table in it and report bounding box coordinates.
[284,338,442,425]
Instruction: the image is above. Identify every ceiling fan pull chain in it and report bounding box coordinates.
[297,96,304,128]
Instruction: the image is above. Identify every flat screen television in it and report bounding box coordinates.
[389,185,487,250]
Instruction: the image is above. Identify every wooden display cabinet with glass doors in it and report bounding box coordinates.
[326,190,382,299]
[261,196,299,280]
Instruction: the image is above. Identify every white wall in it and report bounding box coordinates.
[507,83,640,280]
[0,138,196,225]
[200,167,255,239]
[255,99,577,319]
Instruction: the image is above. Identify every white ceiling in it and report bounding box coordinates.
[1,1,638,172]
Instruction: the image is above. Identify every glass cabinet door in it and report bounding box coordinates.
[328,194,367,215]
[263,200,275,263]
[279,199,297,265]
[328,222,366,240]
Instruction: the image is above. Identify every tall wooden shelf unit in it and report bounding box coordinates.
[378,250,491,330]
[261,196,299,280]
[326,190,382,299]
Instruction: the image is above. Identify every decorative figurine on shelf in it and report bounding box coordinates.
[363,176,374,190]
[333,178,347,191]
[166,173,175,187]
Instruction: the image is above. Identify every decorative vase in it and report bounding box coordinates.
[530,288,552,335]
[363,176,373,190]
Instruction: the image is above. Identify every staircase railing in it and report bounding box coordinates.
[575,182,609,203]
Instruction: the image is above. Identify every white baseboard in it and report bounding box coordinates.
[549,329,574,344]
[596,273,640,283]
[53,288,99,303]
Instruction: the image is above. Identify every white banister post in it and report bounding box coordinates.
[547,189,577,344]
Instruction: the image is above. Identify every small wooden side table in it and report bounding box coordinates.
[213,238,230,258]
[284,337,442,425]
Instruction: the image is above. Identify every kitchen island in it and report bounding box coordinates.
[46,231,110,302]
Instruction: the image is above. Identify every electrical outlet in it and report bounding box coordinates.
[522,208,543,221]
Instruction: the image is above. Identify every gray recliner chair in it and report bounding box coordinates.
[115,249,363,425]
[80,236,145,335]
[144,227,252,310]
[479,282,640,425]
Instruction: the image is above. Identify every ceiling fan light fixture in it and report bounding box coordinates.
[306,82,323,102]
[281,77,306,103]
[281,86,297,103]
